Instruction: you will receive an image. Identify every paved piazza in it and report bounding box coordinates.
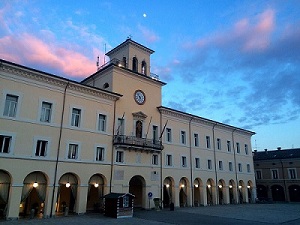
[1,204,300,225]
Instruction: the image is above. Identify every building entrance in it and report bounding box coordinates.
[129,175,145,208]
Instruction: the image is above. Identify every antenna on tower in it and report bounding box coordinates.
[96,56,100,71]
[104,43,106,64]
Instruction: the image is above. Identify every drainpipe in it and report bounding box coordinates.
[232,128,239,203]
[212,123,218,205]
[109,99,118,193]
[159,110,163,205]
[50,81,69,217]
[280,159,288,201]
[189,117,193,206]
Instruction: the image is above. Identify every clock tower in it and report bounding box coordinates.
[81,38,166,206]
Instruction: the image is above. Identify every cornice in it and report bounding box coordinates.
[68,83,119,101]
[1,60,120,102]
[158,106,255,136]
[1,63,66,88]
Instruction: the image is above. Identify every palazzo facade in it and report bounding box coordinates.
[0,39,256,220]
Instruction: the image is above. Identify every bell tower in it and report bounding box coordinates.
[105,38,154,76]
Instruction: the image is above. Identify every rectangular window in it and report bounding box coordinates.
[0,135,11,153]
[218,161,223,170]
[71,108,81,127]
[236,142,240,153]
[117,118,125,135]
[238,163,242,172]
[206,136,211,149]
[271,169,278,179]
[227,140,231,152]
[217,138,221,150]
[229,162,233,171]
[181,131,186,144]
[116,151,124,163]
[194,133,199,147]
[245,144,249,155]
[166,154,172,166]
[68,144,78,159]
[288,168,296,179]
[195,158,200,168]
[35,140,48,156]
[182,156,187,167]
[256,170,262,179]
[98,114,107,132]
[3,94,18,117]
[208,159,212,170]
[166,128,172,142]
[152,154,158,165]
[40,102,52,122]
[247,164,251,173]
[153,125,158,142]
[96,147,105,161]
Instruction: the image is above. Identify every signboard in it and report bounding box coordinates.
[148,192,153,198]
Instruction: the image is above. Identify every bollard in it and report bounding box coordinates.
[64,207,69,216]
[30,208,35,219]
[170,202,174,211]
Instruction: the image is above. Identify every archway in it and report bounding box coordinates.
[19,171,47,218]
[206,179,215,205]
[132,57,138,72]
[57,173,78,214]
[136,120,143,138]
[129,175,145,208]
[86,174,105,212]
[193,178,202,206]
[0,170,11,219]
[238,180,245,203]
[247,181,253,203]
[256,185,268,200]
[141,61,147,75]
[163,177,174,208]
[288,185,300,202]
[179,177,189,207]
[228,180,236,204]
[271,185,285,202]
[218,180,225,205]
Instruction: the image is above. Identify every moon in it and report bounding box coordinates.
[143,13,147,18]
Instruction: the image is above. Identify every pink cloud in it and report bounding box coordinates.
[138,25,160,43]
[193,9,276,53]
[0,33,99,78]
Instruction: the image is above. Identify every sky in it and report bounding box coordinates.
[1,0,300,151]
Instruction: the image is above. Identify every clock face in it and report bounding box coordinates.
[134,90,145,105]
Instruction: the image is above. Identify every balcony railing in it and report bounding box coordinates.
[98,58,160,80]
[113,135,163,151]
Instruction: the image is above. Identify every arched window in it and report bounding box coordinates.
[123,57,127,68]
[103,83,109,89]
[141,61,147,75]
[132,57,138,72]
[136,120,143,138]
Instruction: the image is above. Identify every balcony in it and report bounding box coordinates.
[113,135,163,152]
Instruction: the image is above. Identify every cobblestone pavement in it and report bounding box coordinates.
[1,204,300,225]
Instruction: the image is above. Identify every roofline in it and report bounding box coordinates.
[106,38,155,56]
[157,106,256,135]
[0,59,123,98]
[82,63,166,86]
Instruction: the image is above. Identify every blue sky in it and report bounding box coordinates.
[1,0,299,151]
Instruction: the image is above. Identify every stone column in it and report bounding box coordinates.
[6,185,23,220]
[76,185,88,215]
[224,186,230,204]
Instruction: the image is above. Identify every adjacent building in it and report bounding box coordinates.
[0,38,256,220]
[253,148,300,202]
